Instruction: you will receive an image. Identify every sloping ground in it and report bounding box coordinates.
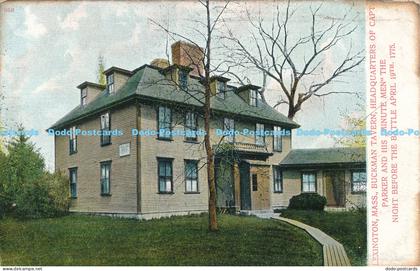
[0,214,322,266]
[281,210,367,266]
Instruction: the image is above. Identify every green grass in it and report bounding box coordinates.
[281,209,367,266]
[0,214,322,266]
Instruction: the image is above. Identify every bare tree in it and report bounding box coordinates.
[150,0,231,232]
[224,0,364,119]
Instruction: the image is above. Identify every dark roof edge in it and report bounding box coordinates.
[104,66,133,76]
[47,95,137,130]
[279,162,366,169]
[77,81,106,90]
[237,84,261,92]
[161,64,193,74]
[210,75,230,82]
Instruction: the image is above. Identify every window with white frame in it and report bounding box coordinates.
[179,70,188,91]
[185,111,197,141]
[250,89,258,106]
[351,170,367,193]
[273,126,282,152]
[255,123,265,146]
[107,74,114,94]
[223,118,235,143]
[69,167,77,198]
[273,167,283,193]
[158,106,172,139]
[185,160,198,193]
[69,126,77,154]
[302,172,316,192]
[100,113,111,146]
[216,81,226,99]
[100,161,111,195]
[81,88,87,106]
[158,158,173,193]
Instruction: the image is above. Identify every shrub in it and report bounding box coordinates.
[13,172,70,218]
[288,193,327,211]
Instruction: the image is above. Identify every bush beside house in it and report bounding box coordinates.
[0,127,70,218]
[288,193,327,211]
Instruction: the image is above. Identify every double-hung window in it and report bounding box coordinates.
[158,158,173,193]
[179,70,188,91]
[302,172,316,192]
[273,167,283,193]
[252,174,258,191]
[158,106,172,139]
[185,112,197,141]
[250,89,258,106]
[100,161,111,195]
[216,81,226,99]
[351,170,367,193]
[107,74,114,94]
[185,160,198,193]
[81,88,87,106]
[273,126,282,152]
[223,118,235,143]
[69,126,77,154]
[69,168,77,198]
[100,113,111,146]
[255,123,265,146]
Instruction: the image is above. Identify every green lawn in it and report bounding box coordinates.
[281,209,367,266]
[0,214,322,266]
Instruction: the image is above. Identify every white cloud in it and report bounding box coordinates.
[24,7,47,38]
[60,3,88,31]
[34,78,61,94]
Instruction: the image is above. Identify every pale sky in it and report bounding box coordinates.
[0,1,365,170]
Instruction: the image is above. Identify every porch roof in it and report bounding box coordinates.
[279,147,366,169]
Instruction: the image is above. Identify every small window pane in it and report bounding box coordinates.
[158,107,172,139]
[100,163,111,195]
[273,126,282,152]
[255,123,265,146]
[185,160,198,193]
[352,171,367,192]
[158,159,173,193]
[252,174,258,191]
[179,70,188,90]
[273,167,283,192]
[302,173,316,192]
[223,118,234,143]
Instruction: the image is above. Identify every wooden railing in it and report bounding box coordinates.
[214,141,269,153]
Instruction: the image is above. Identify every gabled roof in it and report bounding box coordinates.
[49,65,300,129]
[279,147,366,168]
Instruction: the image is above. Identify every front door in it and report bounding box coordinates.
[239,162,251,210]
[250,167,270,210]
[324,171,345,206]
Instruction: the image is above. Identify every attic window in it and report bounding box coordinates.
[250,89,258,106]
[179,70,188,91]
[216,81,226,99]
[107,74,114,94]
[81,88,87,106]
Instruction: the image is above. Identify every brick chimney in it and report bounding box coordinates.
[171,41,204,76]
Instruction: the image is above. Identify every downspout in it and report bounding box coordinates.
[136,98,142,214]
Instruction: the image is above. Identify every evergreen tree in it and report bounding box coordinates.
[97,54,106,85]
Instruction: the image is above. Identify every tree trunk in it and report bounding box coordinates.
[203,0,218,232]
[204,82,218,232]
